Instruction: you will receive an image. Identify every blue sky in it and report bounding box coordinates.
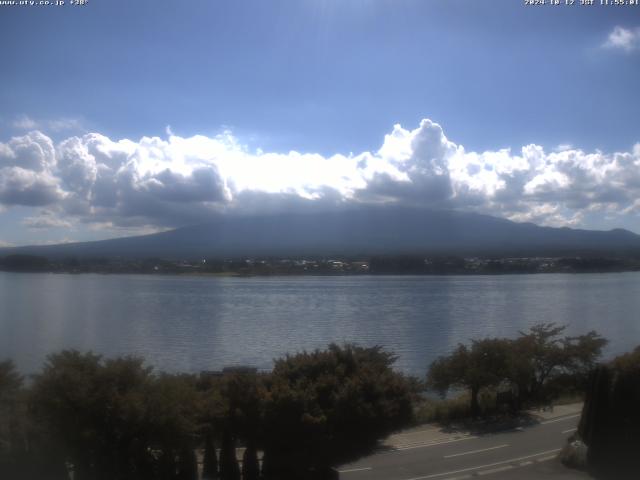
[1,0,639,245]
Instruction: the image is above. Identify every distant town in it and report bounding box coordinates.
[1,253,640,275]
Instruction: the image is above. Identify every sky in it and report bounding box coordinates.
[1,0,639,246]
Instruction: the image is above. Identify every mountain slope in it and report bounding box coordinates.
[3,207,640,259]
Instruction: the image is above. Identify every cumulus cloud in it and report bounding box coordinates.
[0,119,639,233]
[603,26,640,52]
[0,131,56,172]
[0,168,63,207]
[0,131,63,207]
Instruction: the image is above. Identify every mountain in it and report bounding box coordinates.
[3,207,640,259]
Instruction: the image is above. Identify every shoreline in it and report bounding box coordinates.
[1,268,640,277]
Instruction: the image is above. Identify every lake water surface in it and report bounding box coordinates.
[1,272,639,376]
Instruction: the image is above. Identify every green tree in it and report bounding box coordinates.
[30,350,103,479]
[30,351,200,480]
[263,344,415,478]
[199,370,264,480]
[427,338,512,417]
[511,323,607,405]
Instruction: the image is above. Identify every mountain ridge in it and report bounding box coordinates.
[2,207,640,259]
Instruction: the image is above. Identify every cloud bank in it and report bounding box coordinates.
[1,119,639,234]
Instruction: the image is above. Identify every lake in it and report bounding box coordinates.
[1,272,639,376]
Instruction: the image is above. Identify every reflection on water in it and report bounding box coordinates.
[1,272,639,376]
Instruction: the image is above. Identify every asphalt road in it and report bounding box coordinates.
[337,413,588,480]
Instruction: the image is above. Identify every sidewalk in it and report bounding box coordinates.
[383,403,584,450]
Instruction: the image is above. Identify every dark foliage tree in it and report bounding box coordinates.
[263,344,415,478]
[510,323,607,405]
[219,430,240,480]
[427,338,512,417]
[201,433,219,479]
[30,350,104,479]
[0,360,28,479]
[145,372,200,457]
[157,450,178,480]
[0,359,23,449]
[200,370,263,480]
[578,346,640,479]
[30,351,200,480]
[427,324,608,416]
[241,442,260,480]
[176,447,198,480]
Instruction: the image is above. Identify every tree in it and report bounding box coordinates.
[218,430,240,480]
[511,323,607,405]
[241,443,260,480]
[176,447,198,480]
[30,350,103,479]
[427,339,512,417]
[199,371,263,480]
[0,360,23,446]
[577,346,640,479]
[0,360,25,477]
[201,434,218,479]
[427,325,608,417]
[0,360,22,397]
[30,351,200,480]
[262,344,415,478]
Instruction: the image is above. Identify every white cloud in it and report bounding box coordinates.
[9,115,85,133]
[603,26,640,52]
[0,119,639,233]
[0,131,63,207]
[0,131,56,172]
[0,167,64,206]
[554,144,573,152]
[47,117,84,133]
[12,115,38,130]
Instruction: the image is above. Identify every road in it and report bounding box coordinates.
[337,407,589,480]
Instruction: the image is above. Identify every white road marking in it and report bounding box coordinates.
[338,466,372,474]
[536,455,558,462]
[477,465,513,475]
[540,414,580,425]
[402,448,561,480]
[393,428,454,438]
[561,427,577,434]
[394,435,478,451]
[443,444,509,459]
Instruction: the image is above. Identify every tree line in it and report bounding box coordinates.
[0,344,415,480]
[0,324,625,480]
[426,323,607,417]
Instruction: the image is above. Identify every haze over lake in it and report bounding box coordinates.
[1,272,639,376]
